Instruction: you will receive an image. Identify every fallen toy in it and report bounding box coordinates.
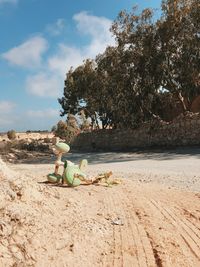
[47,142,121,187]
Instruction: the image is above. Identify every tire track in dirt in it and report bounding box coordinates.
[111,193,139,267]
[103,190,143,267]
[167,207,200,250]
[121,188,160,267]
[184,215,200,238]
[106,186,158,267]
[177,207,200,239]
[100,193,116,267]
[149,199,200,266]
[151,200,200,257]
[124,204,155,266]
[105,193,124,267]
[181,209,200,241]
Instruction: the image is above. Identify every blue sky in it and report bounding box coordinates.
[0,0,161,132]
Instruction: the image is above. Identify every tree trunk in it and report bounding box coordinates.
[176,91,187,112]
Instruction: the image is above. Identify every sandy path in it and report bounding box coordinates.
[0,153,199,267]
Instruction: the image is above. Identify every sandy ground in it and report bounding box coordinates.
[0,132,54,142]
[1,148,200,267]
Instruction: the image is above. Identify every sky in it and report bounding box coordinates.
[0,0,161,132]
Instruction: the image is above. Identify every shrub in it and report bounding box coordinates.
[55,116,80,143]
[7,130,16,140]
[54,121,67,139]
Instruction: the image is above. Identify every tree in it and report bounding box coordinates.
[51,125,57,132]
[58,0,200,128]
[111,8,162,124]
[59,60,97,115]
[59,8,161,128]
[157,0,200,110]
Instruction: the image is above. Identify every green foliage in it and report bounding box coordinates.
[59,0,200,128]
[54,115,80,143]
[51,125,57,133]
[158,0,200,110]
[7,130,16,140]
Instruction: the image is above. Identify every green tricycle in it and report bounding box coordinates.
[47,142,92,187]
[47,141,120,187]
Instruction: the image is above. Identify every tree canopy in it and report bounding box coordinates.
[59,0,200,129]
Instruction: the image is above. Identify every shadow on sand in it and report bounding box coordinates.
[13,146,200,165]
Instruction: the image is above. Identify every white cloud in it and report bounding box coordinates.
[0,0,17,4]
[46,18,65,36]
[25,72,62,97]
[0,12,116,131]
[74,11,115,58]
[25,12,115,99]
[48,44,84,75]
[48,12,115,76]
[27,108,58,118]
[0,101,16,113]
[2,36,48,68]
[73,11,114,43]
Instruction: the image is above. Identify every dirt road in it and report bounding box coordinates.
[1,149,200,267]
